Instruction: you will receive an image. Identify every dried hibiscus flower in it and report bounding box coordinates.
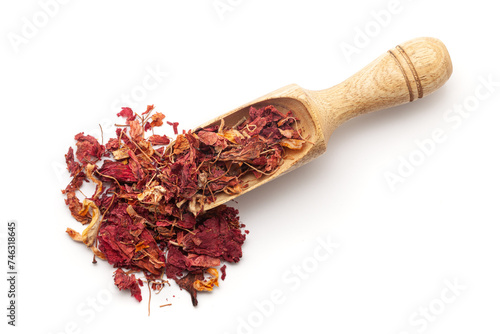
[114,268,143,302]
[62,104,304,308]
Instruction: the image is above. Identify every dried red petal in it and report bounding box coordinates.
[219,139,265,162]
[117,107,136,122]
[114,268,143,302]
[143,104,155,115]
[98,160,138,183]
[148,134,170,145]
[165,245,188,279]
[167,121,179,135]
[183,206,245,263]
[220,264,227,281]
[74,133,105,164]
[65,147,81,177]
[197,131,219,146]
[98,204,165,277]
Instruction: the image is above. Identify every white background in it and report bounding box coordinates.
[1,0,499,333]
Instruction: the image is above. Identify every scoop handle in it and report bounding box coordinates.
[310,37,453,139]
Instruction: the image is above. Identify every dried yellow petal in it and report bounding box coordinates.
[85,164,103,198]
[137,184,166,204]
[91,246,106,260]
[66,227,83,242]
[280,138,305,150]
[80,199,102,247]
[112,148,130,160]
[193,268,219,292]
[222,129,245,143]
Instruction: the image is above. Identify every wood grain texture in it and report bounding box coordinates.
[201,37,453,210]
[309,37,453,140]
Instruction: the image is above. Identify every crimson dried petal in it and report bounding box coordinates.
[143,104,155,115]
[220,264,227,281]
[117,107,136,122]
[178,212,196,229]
[251,156,267,166]
[97,204,165,277]
[167,121,179,135]
[165,245,221,280]
[148,134,170,145]
[98,160,138,183]
[105,137,120,151]
[127,150,145,181]
[114,268,143,302]
[265,104,287,121]
[261,126,282,141]
[165,245,188,279]
[183,206,245,263]
[65,147,81,177]
[248,106,260,120]
[74,133,105,164]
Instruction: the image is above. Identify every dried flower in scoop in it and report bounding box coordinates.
[62,103,304,307]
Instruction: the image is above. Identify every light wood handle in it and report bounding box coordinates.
[310,37,453,139]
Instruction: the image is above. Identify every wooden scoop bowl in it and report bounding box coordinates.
[200,37,452,210]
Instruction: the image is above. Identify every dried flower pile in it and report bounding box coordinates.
[63,104,304,307]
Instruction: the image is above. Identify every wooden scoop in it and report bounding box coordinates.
[200,37,452,210]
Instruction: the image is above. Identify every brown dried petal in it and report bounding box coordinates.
[219,140,265,162]
[150,112,166,128]
[173,134,190,155]
[176,272,204,306]
[65,191,91,224]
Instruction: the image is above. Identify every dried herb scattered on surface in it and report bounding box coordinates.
[63,104,304,307]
